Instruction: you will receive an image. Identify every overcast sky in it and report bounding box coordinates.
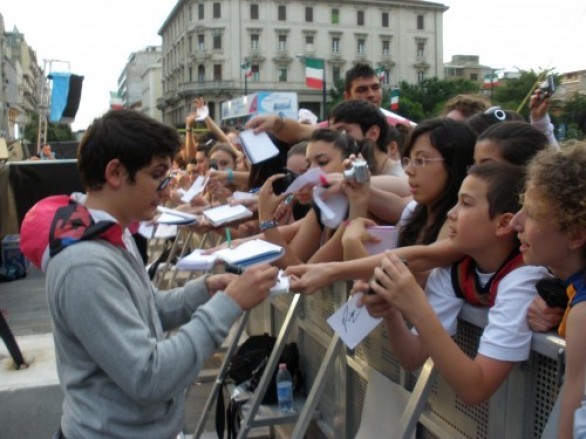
[3,0,585,131]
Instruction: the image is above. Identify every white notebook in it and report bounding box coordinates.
[155,206,198,225]
[214,239,284,268]
[176,249,218,271]
[238,129,279,164]
[203,204,253,227]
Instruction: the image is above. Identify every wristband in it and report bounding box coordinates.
[259,220,278,231]
[227,168,234,184]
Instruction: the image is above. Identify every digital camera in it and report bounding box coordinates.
[343,159,369,184]
[272,169,298,195]
[538,75,556,99]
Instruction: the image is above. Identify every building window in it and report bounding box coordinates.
[470,73,478,81]
[278,35,287,51]
[250,4,259,19]
[198,34,205,51]
[418,71,424,83]
[198,3,204,20]
[382,40,390,56]
[213,2,221,18]
[357,39,365,54]
[251,34,260,50]
[331,8,339,24]
[332,37,340,53]
[197,65,205,83]
[305,35,314,52]
[417,41,425,57]
[213,64,222,81]
[417,14,424,30]
[305,7,313,22]
[252,65,260,82]
[278,67,287,82]
[278,5,286,21]
[213,34,222,50]
[333,67,341,82]
[189,67,193,82]
[357,10,365,26]
[382,12,389,27]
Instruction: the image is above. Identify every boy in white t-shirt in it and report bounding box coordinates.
[363,162,549,405]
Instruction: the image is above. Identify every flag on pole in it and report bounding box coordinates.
[48,72,84,123]
[390,88,400,111]
[241,62,252,78]
[305,58,325,89]
[483,73,499,89]
[109,91,124,110]
[374,67,387,83]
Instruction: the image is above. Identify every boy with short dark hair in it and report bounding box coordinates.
[20,109,278,438]
[364,162,549,404]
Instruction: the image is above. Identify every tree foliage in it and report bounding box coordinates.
[22,112,75,144]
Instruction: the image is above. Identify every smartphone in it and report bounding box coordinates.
[367,258,408,295]
[271,169,298,195]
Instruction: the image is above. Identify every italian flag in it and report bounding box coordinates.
[375,67,387,83]
[390,88,400,111]
[305,58,325,89]
[483,73,499,89]
[241,62,252,78]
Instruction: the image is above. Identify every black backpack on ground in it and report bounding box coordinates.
[215,333,302,438]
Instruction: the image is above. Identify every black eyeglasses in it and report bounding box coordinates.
[156,175,172,192]
[484,106,508,122]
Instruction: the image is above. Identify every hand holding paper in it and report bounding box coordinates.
[327,293,382,349]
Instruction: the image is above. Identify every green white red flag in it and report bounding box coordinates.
[305,58,325,89]
[483,73,499,89]
[390,88,400,111]
[375,67,387,83]
[241,62,252,78]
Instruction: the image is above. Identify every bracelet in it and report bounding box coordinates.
[259,220,278,231]
[227,168,234,184]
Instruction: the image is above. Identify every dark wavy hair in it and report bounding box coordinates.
[78,110,180,190]
[398,117,477,247]
[309,128,377,172]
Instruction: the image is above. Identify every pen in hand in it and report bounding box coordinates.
[225,227,232,248]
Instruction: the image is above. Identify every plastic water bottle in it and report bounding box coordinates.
[276,363,294,412]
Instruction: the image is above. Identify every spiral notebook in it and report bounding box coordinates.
[214,239,284,268]
[238,130,279,164]
[202,203,253,226]
[155,206,198,225]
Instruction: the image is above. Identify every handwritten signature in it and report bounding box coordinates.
[342,303,363,333]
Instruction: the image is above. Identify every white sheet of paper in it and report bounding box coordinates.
[180,175,208,203]
[284,167,325,195]
[312,186,348,229]
[138,222,178,239]
[269,270,290,296]
[327,293,382,350]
